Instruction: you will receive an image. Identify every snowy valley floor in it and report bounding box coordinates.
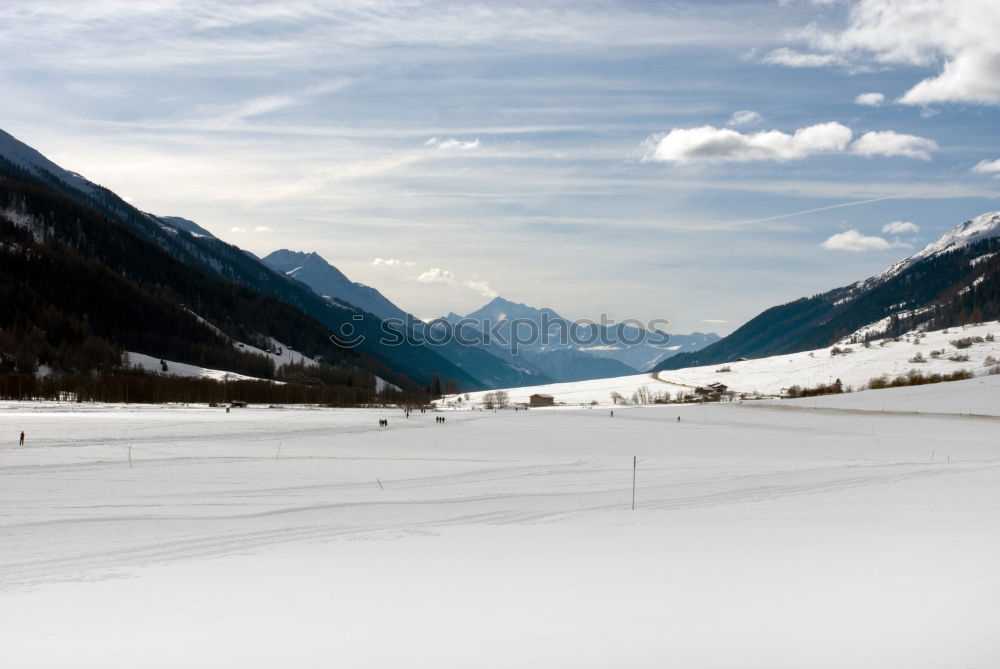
[2,384,999,668]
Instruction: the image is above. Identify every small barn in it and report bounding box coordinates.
[529,393,555,407]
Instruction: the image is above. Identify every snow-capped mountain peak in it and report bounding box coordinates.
[874,211,1000,285]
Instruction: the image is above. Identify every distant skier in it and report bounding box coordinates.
[677,416,681,422]
[610,410,614,418]
[19,431,25,446]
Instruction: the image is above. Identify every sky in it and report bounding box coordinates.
[1,0,999,334]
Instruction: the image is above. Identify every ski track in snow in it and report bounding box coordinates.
[2,397,999,591]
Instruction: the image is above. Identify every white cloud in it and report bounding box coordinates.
[821,229,891,252]
[850,131,938,160]
[643,122,852,164]
[417,268,496,297]
[776,1,1000,106]
[462,279,498,299]
[760,47,844,68]
[882,221,919,235]
[425,137,480,151]
[372,258,416,267]
[972,158,1000,176]
[727,110,762,126]
[417,268,456,284]
[701,319,730,324]
[230,225,272,233]
[854,92,885,106]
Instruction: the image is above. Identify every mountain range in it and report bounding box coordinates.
[4,125,997,393]
[262,249,719,384]
[440,297,719,382]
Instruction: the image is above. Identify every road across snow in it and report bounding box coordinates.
[1,388,999,667]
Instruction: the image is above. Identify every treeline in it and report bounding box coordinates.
[0,178,425,394]
[0,369,429,407]
[785,378,846,398]
[0,217,277,378]
[868,369,973,390]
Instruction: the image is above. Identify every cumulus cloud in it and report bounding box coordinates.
[417,268,456,284]
[425,137,481,150]
[972,158,1000,176]
[230,226,247,233]
[850,130,938,160]
[643,122,852,164]
[701,319,730,324]
[253,225,272,232]
[727,110,762,126]
[774,1,1000,106]
[417,268,496,297]
[372,258,415,267]
[821,229,893,252]
[882,221,920,235]
[854,92,885,106]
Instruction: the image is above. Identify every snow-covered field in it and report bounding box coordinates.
[2,384,999,668]
[448,321,1000,407]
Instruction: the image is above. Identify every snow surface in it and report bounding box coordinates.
[127,352,265,382]
[1,386,999,667]
[448,321,1000,407]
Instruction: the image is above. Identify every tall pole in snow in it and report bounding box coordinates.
[632,456,636,511]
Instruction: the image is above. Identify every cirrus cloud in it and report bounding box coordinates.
[425,137,481,151]
[760,47,845,68]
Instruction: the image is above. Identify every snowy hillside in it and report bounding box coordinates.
[127,352,266,383]
[127,350,400,392]
[449,321,1000,407]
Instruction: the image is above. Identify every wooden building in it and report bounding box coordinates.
[529,393,555,407]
